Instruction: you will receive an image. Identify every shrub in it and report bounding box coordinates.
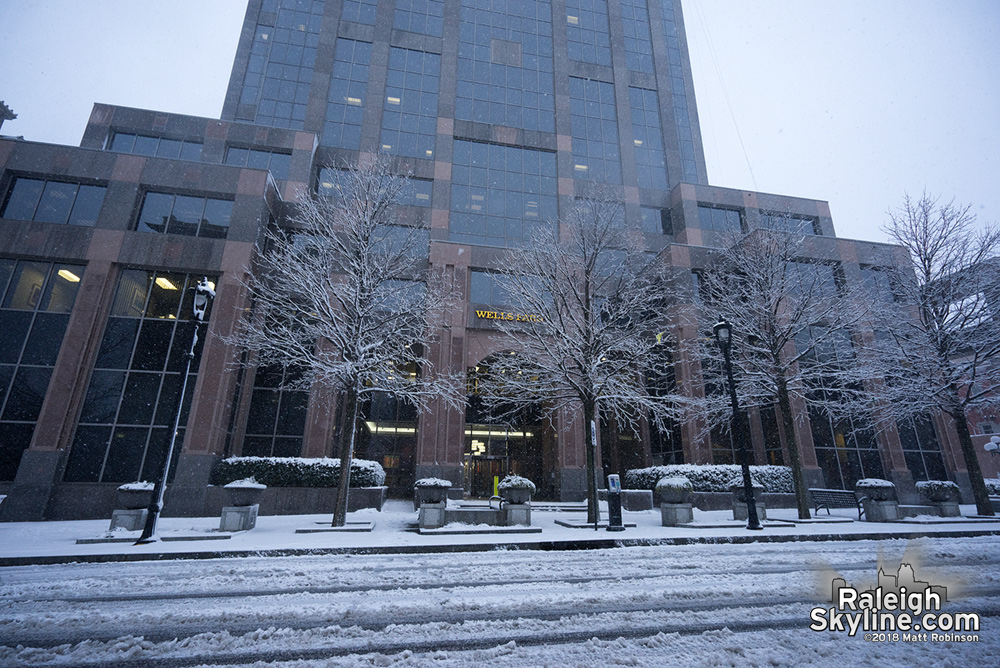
[211,457,385,488]
[916,480,959,502]
[655,476,693,504]
[625,465,793,493]
[497,475,536,492]
[985,479,1000,496]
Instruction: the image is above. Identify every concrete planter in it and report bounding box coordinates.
[414,484,451,506]
[862,498,900,522]
[660,502,694,526]
[733,500,767,521]
[500,488,532,505]
[116,487,154,510]
[224,485,265,507]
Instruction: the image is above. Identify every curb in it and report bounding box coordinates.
[3,526,1000,567]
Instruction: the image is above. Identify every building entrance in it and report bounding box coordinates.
[464,354,550,499]
[463,424,543,498]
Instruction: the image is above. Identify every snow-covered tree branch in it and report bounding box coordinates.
[228,154,463,525]
[474,188,679,524]
[687,224,878,518]
[850,192,1000,515]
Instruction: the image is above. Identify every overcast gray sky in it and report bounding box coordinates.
[1,0,997,244]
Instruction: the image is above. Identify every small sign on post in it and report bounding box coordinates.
[606,474,625,532]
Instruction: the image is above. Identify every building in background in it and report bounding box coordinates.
[0,0,979,520]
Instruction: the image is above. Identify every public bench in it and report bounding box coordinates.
[808,488,866,520]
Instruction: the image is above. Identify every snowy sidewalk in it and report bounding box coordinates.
[2,500,1000,566]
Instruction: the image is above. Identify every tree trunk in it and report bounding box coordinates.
[332,384,360,526]
[776,375,811,520]
[950,406,995,516]
[583,400,599,527]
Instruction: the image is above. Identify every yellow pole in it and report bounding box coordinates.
[494,475,499,497]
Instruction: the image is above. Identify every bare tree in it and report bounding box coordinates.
[476,189,676,525]
[690,226,877,519]
[854,192,1000,515]
[229,155,462,526]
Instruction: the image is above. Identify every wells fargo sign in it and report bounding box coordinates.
[475,309,545,323]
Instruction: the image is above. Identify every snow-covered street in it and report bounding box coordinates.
[2,528,998,666]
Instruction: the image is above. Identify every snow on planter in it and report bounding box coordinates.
[655,476,693,504]
[855,478,897,501]
[413,478,453,488]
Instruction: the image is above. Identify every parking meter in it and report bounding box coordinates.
[606,474,625,532]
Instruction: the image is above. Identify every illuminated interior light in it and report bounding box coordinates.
[574,164,588,171]
[57,269,81,283]
[365,421,417,435]
[387,96,401,105]
[470,205,482,211]
[416,193,430,200]
[382,144,392,151]
[346,97,362,106]
[472,195,485,200]
[425,150,433,157]
[155,277,179,291]
[634,139,643,146]
[567,15,579,25]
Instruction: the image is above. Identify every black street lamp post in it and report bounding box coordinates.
[713,318,763,531]
[135,277,216,545]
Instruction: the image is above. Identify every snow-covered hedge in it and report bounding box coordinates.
[625,465,793,493]
[987,479,1000,496]
[211,457,385,488]
[916,480,959,502]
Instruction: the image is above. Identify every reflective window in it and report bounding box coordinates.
[381,48,441,160]
[565,0,612,66]
[224,147,292,180]
[323,39,372,149]
[470,270,514,304]
[859,266,901,303]
[65,271,216,483]
[341,0,377,24]
[570,78,621,183]
[242,365,307,458]
[398,178,433,208]
[0,259,85,480]
[137,192,232,239]
[237,0,325,129]
[629,87,668,191]
[899,416,947,482]
[759,210,821,235]
[109,132,203,161]
[696,205,742,234]
[660,1,697,181]
[449,140,558,247]
[394,0,444,36]
[620,0,654,73]
[2,177,106,227]
[640,206,670,235]
[456,0,555,133]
